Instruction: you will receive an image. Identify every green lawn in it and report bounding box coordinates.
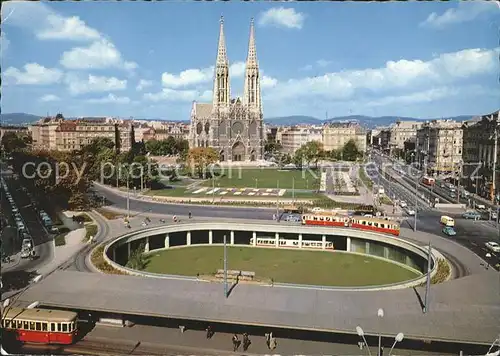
[84,224,98,241]
[202,169,320,189]
[143,246,419,287]
[359,167,373,189]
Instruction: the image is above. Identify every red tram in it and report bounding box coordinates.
[1,307,78,344]
[302,213,400,236]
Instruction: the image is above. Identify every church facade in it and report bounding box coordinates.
[188,17,265,162]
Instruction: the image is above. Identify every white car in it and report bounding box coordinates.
[311,207,324,213]
[405,208,415,216]
[399,201,407,208]
[485,242,500,253]
[476,204,486,210]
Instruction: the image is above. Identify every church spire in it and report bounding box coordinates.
[243,18,261,111]
[213,16,230,108]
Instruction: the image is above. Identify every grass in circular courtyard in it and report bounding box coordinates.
[143,246,420,287]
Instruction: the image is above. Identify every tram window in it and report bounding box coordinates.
[71,322,75,331]
[51,323,56,332]
[29,322,35,330]
[17,320,22,329]
[293,241,298,245]
[35,322,41,331]
[57,323,61,332]
[23,321,29,329]
[42,322,48,331]
[4,320,10,328]
[62,323,68,332]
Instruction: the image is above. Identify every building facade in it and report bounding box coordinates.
[462,111,500,198]
[322,122,366,153]
[30,116,134,152]
[416,119,463,176]
[389,121,422,151]
[280,126,323,155]
[189,17,265,162]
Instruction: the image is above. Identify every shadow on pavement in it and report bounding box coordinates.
[1,270,39,293]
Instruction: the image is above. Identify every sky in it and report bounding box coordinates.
[1,1,499,120]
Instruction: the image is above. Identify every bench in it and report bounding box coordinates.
[240,271,255,280]
[216,269,241,276]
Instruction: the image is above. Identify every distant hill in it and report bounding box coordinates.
[264,116,322,125]
[266,114,475,128]
[0,113,41,126]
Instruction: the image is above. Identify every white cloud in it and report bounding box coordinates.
[161,61,246,88]
[136,79,153,91]
[2,2,101,41]
[258,7,305,29]
[420,2,497,29]
[3,63,63,85]
[87,94,130,104]
[266,47,499,101]
[64,73,127,95]
[261,75,278,88]
[39,94,61,102]
[60,39,137,71]
[144,88,211,102]
[38,14,101,41]
[1,32,9,53]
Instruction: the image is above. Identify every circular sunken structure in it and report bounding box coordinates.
[104,222,437,290]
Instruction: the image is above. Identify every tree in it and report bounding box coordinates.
[1,132,27,154]
[126,243,148,270]
[294,141,323,168]
[264,142,282,154]
[342,139,361,161]
[187,147,218,178]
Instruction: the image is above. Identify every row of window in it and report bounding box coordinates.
[352,220,398,230]
[2,319,75,333]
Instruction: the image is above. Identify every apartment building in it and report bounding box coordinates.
[31,116,134,152]
[322,122,367,153]
[280,126,323,155]
[416,119,463,175]
[462,111,500,197]
[389,121,422,150]
[0,125,29,141]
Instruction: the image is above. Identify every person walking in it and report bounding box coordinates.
[242,333,251,351]
[269,333,277,350]
[232,334,240,351]
[206,325,213,339]
[188,211,192,219]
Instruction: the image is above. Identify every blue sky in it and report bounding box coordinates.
[1,1,499,120]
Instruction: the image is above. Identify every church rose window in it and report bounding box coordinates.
[232,122,243,135]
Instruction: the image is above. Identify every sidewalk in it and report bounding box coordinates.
[36,227,86,276]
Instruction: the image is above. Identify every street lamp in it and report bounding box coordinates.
[377,308,384,356]
[356,326,373,356]
[388,332,404,355]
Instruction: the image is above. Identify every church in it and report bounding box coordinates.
[188,17,265,163]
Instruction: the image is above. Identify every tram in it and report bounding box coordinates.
[302,213,400,236]
[1,307,78,344]
[250,237,334,250]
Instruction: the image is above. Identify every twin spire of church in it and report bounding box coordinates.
[212,16,261,112]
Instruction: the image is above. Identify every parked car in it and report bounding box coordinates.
[399,201,407,208]
[442,226,456,236]
[485,241,500,253]
[405,208,415,216]
[476,204,486,210]
[462,211,481,220]
[311,207,323,213]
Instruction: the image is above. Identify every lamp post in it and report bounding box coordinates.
[377,308,384,356]
[356,326,372,356]
[223,234,228,298]
[388,333,405,356]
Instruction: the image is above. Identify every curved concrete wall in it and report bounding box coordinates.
[102,223,439,291]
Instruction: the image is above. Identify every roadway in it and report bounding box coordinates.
[1,172,54,273]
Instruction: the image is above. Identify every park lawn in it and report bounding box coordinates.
[202,169,320,189]
[143,246,419,287]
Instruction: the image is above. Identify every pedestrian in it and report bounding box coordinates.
[265,333,270,348]
[206,325,213,339]
[232,334,240,351]
[269,334,277,350]
[173,215,177,223]
[188,211,192,219]
[243,333,251,351]
[380,346,384,356]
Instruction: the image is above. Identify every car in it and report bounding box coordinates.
[405,208,415,216]
[442,226,456,236]
[476,204,486,210]
[491,212,498,220]
[485,241,500,253]
[449,192,456,198]
[399,201,407,208]
[462,211,481,220]
[311,207,323,213]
